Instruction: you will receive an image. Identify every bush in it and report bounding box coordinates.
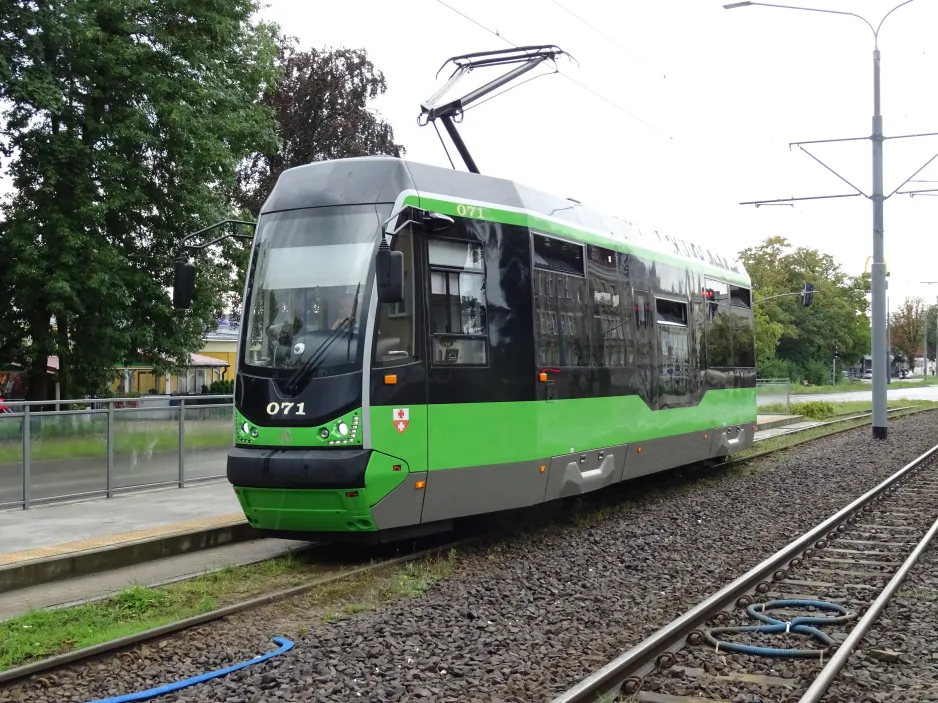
[803,360,834,386]
[756,357,804,383]
[790,401,834,420]
[208,379,234,394]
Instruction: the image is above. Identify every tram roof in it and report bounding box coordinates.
[262,156,750,287]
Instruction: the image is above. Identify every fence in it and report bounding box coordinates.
[0,394,234,510]
[756,378,791,414]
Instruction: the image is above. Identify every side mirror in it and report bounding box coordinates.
[173,253,196,309]
[376,243,404,303]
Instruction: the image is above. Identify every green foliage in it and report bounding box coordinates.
[0,0,281,400]
[790,401,835,419]
[209,379,234,394]
[743,236,870,382]
[891,297,925,368]
[756,358,803,383]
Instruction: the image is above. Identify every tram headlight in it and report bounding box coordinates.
[240,422,250,435]
[337,422,349,437]
[319,428,330,440]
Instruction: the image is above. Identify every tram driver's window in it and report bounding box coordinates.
[428,239,488,365]
[373,234,416,366]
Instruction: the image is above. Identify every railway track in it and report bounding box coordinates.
[551,442,938,703]
[1,406,935,696]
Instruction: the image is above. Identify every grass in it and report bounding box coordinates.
[794,375,938,395]
[759,399,923,419]
[0,548,458,672]
[737,402,938,460]
[0,421,233,464]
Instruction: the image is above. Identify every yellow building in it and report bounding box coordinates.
[110,353,230,395]
[198,323,240,381]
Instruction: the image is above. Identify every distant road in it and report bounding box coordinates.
[791,384,938,405]
[0,449,229,506]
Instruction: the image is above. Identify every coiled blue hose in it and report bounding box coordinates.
[705,599,855,659]
[84,637,294,703]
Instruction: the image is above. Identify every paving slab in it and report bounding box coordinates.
[0,481,241,560]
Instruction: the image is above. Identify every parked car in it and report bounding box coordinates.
[861,371,873,379]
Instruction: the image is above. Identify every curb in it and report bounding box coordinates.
[0,521,256,594]
[755,415,805,431]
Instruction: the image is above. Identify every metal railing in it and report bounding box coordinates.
[756,377,791,414]
[0,394,234,510]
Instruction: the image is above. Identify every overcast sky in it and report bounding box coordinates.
[2,1,936,312]
[257,0,938,311]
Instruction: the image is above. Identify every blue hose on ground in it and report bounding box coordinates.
[705,599,856,659]
[84,637,294,703]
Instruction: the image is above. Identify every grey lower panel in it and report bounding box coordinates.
[622,431,712,481]
[381,424,756,527]
[370,471,428,530]
[420,460,547,523]
[543,444,628,501]
[710,423,755,457]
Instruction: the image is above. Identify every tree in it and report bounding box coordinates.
[740,236,871,381]
[216,41,404,324]
[233,41,405,217]
[0,0,281,400]
[890,296,925,371]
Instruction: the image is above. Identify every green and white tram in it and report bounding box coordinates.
[172,47,756,543]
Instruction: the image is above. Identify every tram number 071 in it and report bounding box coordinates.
[266,402,306,416]
[455,203,485,219]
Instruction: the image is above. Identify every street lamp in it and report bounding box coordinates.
[723,0,918,441]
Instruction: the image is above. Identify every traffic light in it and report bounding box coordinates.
[801,282,815,307]
[832,345,839,360]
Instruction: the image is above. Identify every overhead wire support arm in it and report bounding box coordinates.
[795,144,871,198]
[418,45,573,174]
[740,193,864,207]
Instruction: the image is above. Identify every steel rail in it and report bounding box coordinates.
[798,509,938,702]
[550,441,938,703]
[0,537,477,686]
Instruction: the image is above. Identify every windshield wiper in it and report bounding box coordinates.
[283,317,353,395]
[345,283,361,362]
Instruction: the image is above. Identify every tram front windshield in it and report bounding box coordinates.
[243,205,379,377]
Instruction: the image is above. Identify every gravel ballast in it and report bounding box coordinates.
[816,522,938,702]
[5,411,938,703]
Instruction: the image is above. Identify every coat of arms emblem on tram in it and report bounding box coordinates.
[393,408,409,434]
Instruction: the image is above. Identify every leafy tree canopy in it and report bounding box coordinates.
[233,40,405,218]
[0,0,281,399]
[740,236,871,382]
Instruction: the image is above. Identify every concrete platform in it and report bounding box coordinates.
[0,482,253,595]
[755,414,805,431]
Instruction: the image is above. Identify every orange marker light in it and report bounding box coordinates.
[703,434,708,439]
[539,372,548,382]
[415,480,426,489]
[539,465,546,473]
[385,374,398,385]
[637,447,642,453]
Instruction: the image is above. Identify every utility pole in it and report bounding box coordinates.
[724,0,938,440]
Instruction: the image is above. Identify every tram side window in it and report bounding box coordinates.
[588,244,626,367]
[533,233,588,367]
[703,278,733,368]
[656,298,691,400]
[428,239,487,365]
[373,234,416,367]
[728,284,755,367]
